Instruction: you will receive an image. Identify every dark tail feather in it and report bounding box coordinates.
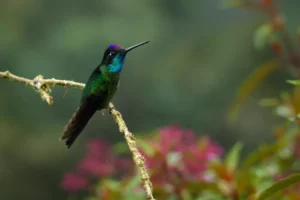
[60,95,99,148]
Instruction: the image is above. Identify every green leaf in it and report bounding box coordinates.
[137,139,155,156]
[258,98,279,107]
[254,24,272,50]
[225,142,243,171]
[257,173,300,200]
[124,174,141,195]
[228,60,279,122]
[241,139,287,170]
[181,189,192,200]
[242,134,288,170]
[123,176,144,200]
[287,80,300,86]
[103,179,121,190]
[112,142,128,154]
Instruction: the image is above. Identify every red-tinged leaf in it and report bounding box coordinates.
[257,174,300,200]
[210,162,235,183]
[271,16,285,31]
[236,171,257,198]
[270,41,283,55]
[291,86,300,114]
[228,60,279,123]
[261,0,272,7]
[274,126,285,139]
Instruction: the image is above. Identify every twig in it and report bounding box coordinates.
[108,103,154,199]
[0,70,155,200]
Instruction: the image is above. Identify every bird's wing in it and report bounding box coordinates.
[61,66,110,148]
[60,94,101,148]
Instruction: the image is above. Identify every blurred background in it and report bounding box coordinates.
[1,0,300,199]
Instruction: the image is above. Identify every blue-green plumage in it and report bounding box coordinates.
[60,41,149,148]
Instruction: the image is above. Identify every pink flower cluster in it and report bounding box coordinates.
[60,125,223,195]
[141,124,223,187]
[60,139,132,192]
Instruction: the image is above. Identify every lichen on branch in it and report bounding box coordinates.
[0,70,155,200]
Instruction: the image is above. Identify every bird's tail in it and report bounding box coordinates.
[60,95,99,148]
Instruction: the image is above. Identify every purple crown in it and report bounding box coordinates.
[108,44,122,50]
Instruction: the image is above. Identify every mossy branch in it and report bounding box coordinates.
[0,70,155,200]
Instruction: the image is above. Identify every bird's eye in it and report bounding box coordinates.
[109,52,115,57]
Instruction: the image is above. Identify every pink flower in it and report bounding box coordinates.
[196,137,224,160]
[116,158,132,171]
[78,139,116,176]
[60,138,132,193]
[159,124,196,153]
[79,157,115,176]
[60,172,89,192]
[183,137,223,179]
[141,124,223,185]
[85,139,111,158]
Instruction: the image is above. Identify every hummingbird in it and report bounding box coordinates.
[60,41,149,148]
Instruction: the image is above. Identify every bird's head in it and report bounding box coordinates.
[102,41,149,73]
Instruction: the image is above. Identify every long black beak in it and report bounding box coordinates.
[125,41,149,53]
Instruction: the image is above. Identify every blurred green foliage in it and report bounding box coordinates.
[1,0,300,199]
